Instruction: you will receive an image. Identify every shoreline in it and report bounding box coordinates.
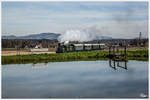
[2,48,148,65]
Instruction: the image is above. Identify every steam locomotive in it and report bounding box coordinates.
[56,43,107,53]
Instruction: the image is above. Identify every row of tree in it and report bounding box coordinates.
[2,38,148,48]
[2,39,58,48]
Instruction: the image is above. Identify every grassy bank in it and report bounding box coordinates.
[2,48,148,65]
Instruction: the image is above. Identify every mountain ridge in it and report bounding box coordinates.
[2,33,114,40]
[2,33,61,40]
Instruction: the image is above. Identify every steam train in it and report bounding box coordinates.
[56,43,107,53]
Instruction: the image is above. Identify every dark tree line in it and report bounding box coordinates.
[2,39,58,48]
[2,38,148,48]
[69,39,148,47]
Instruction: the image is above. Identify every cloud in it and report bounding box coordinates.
[2,2,148,38]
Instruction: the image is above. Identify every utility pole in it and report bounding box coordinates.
[139,32,142,46]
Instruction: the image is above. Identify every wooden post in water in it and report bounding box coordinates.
[113,60,116,67]
[125,61,127,69]
[124,46,127,60]
[124,46,126,56]
[109,60,111,66]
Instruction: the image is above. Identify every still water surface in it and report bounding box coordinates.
[2,60,148,98]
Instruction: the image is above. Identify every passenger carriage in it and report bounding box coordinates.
[56,43,106,53]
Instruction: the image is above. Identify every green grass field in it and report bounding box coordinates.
[2,47,148,65]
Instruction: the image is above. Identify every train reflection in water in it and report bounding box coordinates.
[31,59,127,70]
[109,59,127,70]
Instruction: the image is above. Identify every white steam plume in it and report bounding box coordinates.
[58,26,103,42]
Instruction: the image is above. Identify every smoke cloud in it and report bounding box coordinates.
[58,26,105,42]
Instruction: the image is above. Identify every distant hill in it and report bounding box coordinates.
[2,35,17,39]
[2,33,113,40]
[2,33,61,40]
[2,33,148,40]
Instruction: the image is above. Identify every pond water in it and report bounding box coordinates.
[2,60,148,98]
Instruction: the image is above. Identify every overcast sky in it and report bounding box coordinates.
[2,2,148,38]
